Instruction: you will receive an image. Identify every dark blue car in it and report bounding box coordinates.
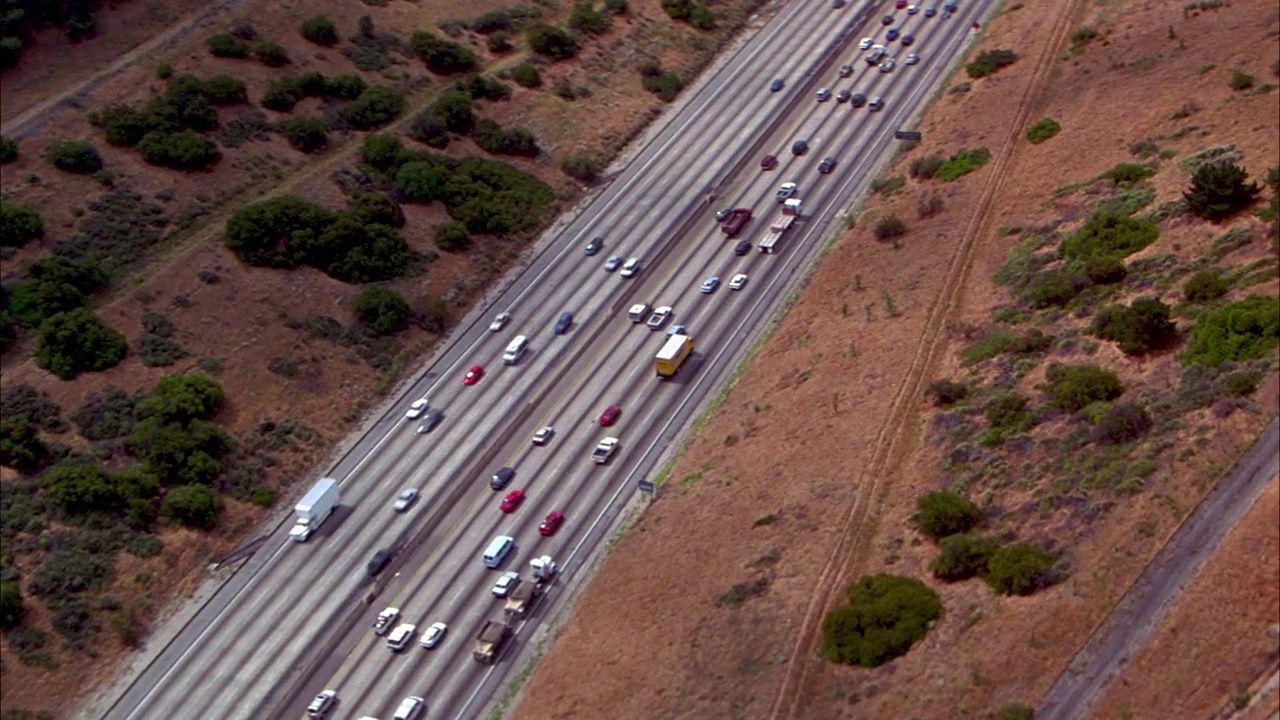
[554,312,573,335]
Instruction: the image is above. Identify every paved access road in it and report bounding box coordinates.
[99,2,990,719]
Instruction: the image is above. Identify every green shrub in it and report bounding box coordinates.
[937,147,990,181]
[1184,161,1262,221]
[353,286,411,335]
[142,374,226,423]
[135,334,187,367]
[688,3,716,30]
[560,153,601,183]
[279,117,329,153]
[1182,295,1280,367]
[45,140,103,174]
[927,379,968,406]
[1020,269,1088,308]
[640,68,684,102]
[203,74,248,105]
[1084,256,1127,285]
[1068,25,1099,53]
[89,104,160,147]
[1059,211,1159,261]
[1093,402,1152,445]
[0,580,24,627]
[474,119,541,156]
[966,49,1018,79]
[1223,371,1259,396]
[999,702,1036,720]
[162,484,222,529]
[39,463,122,516]
[910,154,946,179]
[1183,270,1230,302]
[463,74,512,102]
[931,533,999,581]
[342,86,406,130]
[1228,70,1254,91]
[360,133,406,171]
[72,387,137,440]
[261,78,302,111]
[874,215,907,240]
[0,135,18,163]
[137,131,221,171]
[351,192,405,229]
[527,24,580,60]
[1043,363,1124,412]
[1026,117,1061,144]
[0,417,47,471]
[986,543,1059,595]
[0,202,44,247]
[510,62,543,88]
[207,32,250,58]
[396,161,450,202]
[487,30,514,54]
[1089,298,1177,354]
[985,392,1030,431]
[916,490,983,539]
[435,220,471,251]
[431,87,476,133]
[410,31,480,74]
[30,547,115,607]
[254,41,290,67]
[568,1,611,34]
[225,195,333,268]
[300,15,338,46]
[35,309,128,380]
[821,574,943,667]
[1105,162,1155,184]
[326,73,367,100]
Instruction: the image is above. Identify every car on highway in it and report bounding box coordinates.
[554,311,573,334]
[666,323,687,337]
[404,397,429,419]
[818,156,838,174]
[907,3,919,14]
[488,313,510,332]
[776,182,797,201]
[925,5,937,16]
[896,0,907,7]
[539,511,565,536]
[620,257,641,277]
[859,37,873,49]
[838,64,854,77]
[715,206,734,221]
[869,96,885,111]
[770,78,784,92]
[374,607,400,635]
[850,92,867,107]
[490,466,516,490]
[729,273,749,291]
[393,489,419,512]
[791,139,809,155]
[603,255,623,272]
[760,154,778,170]
[700,276,721,294]
[886,27,900,41]
[816,87,832,102]
[867,44,888,64]
[419,622,447,650]
[902,34,915,46]
[531,426,554,446]
[647,306,672,330]
[906,52,920,65]
[492,571,520,597]
[832,0,846,7]
[585,236,603,255]
[416,408,444,434]
[463,364,485,385]
[880,58,896,73]
[599,404,622,426]
[734,240,753,256]
[306,689,337,718]
[367,549,392,576]
[392,696,425,720]
[387,623,415,651]
[500,489,525,513]
[882,14,894,25]
[836,88,852,103]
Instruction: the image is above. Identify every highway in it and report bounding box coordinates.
[99,2,990,719]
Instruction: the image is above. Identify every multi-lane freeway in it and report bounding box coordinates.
[99,2,990,719]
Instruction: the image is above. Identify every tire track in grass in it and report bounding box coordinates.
[767,2,1087,716]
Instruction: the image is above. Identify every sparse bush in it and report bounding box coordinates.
[526,24,580,60]
[568,1,612,34]
[1026,117,1061,144]
[1,202,44,247]
[30,547,115,608]
[353,286,411,335]
[161,484,222,529]
[510,62,542,88]
[464,74,513,102]
[474,119,540,156]
[35,309,128,380]
[1182,295,1279,367]
[1059,211,1158,261]
[351,192,405,228]
[874,215,907,240]
[45,140,103,174]
[1184,161,1262,221]
[1228,70,1254,91]
[135,334,187,367]
[1223,371,1259,396]
[1090,298,1178,354]
[300,15,338,46]
[342,86,406,129]
[487,30,514,54]
[1094,402,1152,445]
[821,574,943,667]
[1020,269,1088,308]
[688,4,717,30]
[325,73,367,100]
[136,131,221,171]
[0,580,24,627]
[927,379,968,406]
[999,703,1036,720]
[937,147,990,181]
[435,220,471,251]
[0,135,18,163]
[467,6,543,34]
[561,153,601,184]
[916,490,983,539]
[279,117,329,153]
[72,387,137,440]
[207,32,250,58]
[1106,162,1155,184]
[254,41,290,67]
[870,175,906,194]
[918,193,944,219]
[986,543,1059,595]
[966,49,1018,79]
[1069,25,1099,53]
[931,533,999,581]
[410,31,480,74]
[0,417,47,471]
[1043,363,1124,412]
[985,392,1030,431]
[640,67,684,102]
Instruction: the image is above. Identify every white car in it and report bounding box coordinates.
[905,53,920,65]
[532,426,555,446]
[700,276,721,294]
[393,488,419,513]
[404,397,429,420]
[880,58,896,73]
[492,571,520,598]
[393,696,425,720]
[816,87,832,102]
[489,312,510,332]
[859,37,873,50]
[907,4,919,14]
[729,273,749,291]
[603,255,623,272]
[306,689,337,718]
[666,323,687,337]
[387,623,416,651]
[647,306,673,330]
[374,607,400,635]
[775,182,797,201]
[620,257,641,278]
[419,621,447,649]
[869,96,885,111]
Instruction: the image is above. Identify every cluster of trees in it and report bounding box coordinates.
[88,74,242,170]
[409,31,480,75]
[404,75,539,157]
[660,0,717,31]
[821,574,942,667]
[1089,297,1178,355]
[207,25,290,67]
[1,201,44,248]
[1183,295,1279,367]
[2,255,109,345]
[0,0,101,68]
[527,24,581,61]
[224,192,414,283]
[353,286,412,335]
[261,70,367,112]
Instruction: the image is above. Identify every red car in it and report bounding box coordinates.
[500,489,525,513]
[539,511,565,536]
[760,154,778,171]
[895,0,907,7]
[463,364,485,385]
[599,404,622,426]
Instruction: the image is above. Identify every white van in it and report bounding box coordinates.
[502,335,528,365]
[482,535,514,568]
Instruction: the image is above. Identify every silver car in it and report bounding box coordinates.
[393,488,419,512]
[620,257,641,277]
[492,571,520,598]
[603,255,622,272]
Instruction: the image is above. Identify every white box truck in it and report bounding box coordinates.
[290,478,339,542]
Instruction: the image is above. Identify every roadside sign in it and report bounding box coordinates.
[894,130,922,141]
[638,480,655,493]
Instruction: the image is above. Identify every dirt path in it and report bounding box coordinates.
[0,0,246,138]
[1037,418,1280,720]
[765,1,1086,716]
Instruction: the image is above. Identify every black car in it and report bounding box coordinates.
[417,408,444,434]
[791,139,809,155]
[850,93,867,108]
[733,240,753,256]
[882,14,894,24]
[367,549,392,576]
[770,78,784,92]
[554,311,573,335]
[585,237,603,255]
[818,157,837,174]
[901,34,915,46]
[490,466,515,490]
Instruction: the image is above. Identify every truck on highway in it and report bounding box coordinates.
[290,478,339,542]
[759,199,802,255]
[503,555,557,620]
[592,437,619,464]
[720,208,752,237]
[655,333,694,378]
[472,619,513,664]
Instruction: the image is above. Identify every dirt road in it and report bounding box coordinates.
[1037,418,1280,719]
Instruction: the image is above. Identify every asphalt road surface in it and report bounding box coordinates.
[98,2,991,719]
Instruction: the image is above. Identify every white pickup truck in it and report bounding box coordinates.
[591,437,619,464]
